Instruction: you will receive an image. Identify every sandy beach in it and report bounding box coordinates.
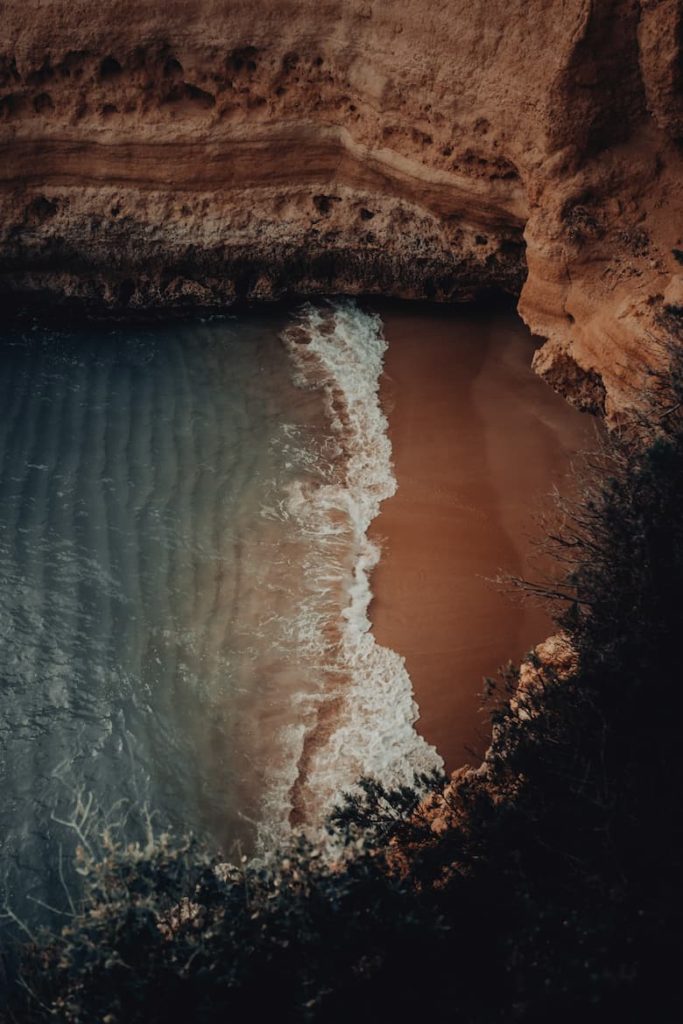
[368,301,598,770]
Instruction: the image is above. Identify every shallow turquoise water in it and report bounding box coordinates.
[0,310,332,921]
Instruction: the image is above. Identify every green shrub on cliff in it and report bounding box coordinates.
[5,339,683,1022]
[5,820,456,1023]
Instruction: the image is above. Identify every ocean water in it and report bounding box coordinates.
[0,301,440,925]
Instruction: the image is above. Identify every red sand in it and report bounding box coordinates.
[368,301,598,770]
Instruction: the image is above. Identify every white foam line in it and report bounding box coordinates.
[259,299,442,845]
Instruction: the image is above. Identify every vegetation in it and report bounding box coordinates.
[3,339,683,1022]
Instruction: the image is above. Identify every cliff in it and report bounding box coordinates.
[1,0,681,418]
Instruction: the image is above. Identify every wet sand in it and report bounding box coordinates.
[368,301,598,770]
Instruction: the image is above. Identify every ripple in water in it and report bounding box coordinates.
[0,301,438,926]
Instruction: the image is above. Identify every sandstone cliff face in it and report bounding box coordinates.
[1,0,681,417]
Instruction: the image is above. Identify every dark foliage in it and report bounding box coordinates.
[4,341,683,1023]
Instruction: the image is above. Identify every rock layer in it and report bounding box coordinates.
[1,0,681,417]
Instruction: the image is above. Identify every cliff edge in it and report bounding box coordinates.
[1,0,681,417]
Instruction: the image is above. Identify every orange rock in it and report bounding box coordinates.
[0,1,680,417]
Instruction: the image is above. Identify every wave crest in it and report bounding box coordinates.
[260,299,442,845]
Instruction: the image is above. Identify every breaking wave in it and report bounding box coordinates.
[260,299,442,844]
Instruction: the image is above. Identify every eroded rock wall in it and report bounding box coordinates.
[1,0,681,417]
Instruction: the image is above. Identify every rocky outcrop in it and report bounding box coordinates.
[1,0,681,418]
[416,633,577,845]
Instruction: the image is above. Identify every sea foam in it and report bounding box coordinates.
[260,299,443,844]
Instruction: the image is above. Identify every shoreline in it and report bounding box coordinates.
[368,300,597,771]
[278,300,441,835]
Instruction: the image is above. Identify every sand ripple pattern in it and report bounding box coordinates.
[0,314,328,923]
